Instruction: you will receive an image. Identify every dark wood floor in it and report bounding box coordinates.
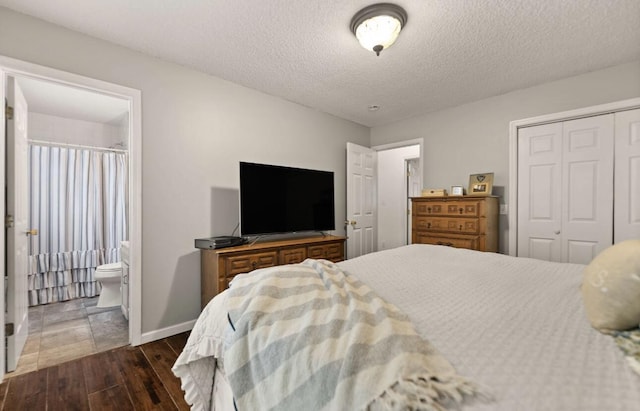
[0,332,191,410]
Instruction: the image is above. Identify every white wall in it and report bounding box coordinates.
[371,61,640,254]
[377,145,419,251]
[0,8,370,334]
[28,112,124,148]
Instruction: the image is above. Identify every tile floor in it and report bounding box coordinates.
[6,297,128,378]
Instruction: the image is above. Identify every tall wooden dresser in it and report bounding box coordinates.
[411,196,498,252]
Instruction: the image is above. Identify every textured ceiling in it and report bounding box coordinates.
[2,0,639,127]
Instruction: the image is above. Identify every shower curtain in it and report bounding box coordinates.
[27,145,128,306]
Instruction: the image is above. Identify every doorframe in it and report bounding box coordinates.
[405,157,421,244]
[508,97,640,257]
[0,55,143,381]
[372,138,424,249]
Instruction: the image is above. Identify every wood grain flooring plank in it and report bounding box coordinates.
[88,385,134,411]
[2,333,194,411]
[46,358,89,411]
[4,369,47,411]
[165,332,189,355]
[115,346,177,410]
[82,349,124,394]
[141,341,190,411]
[0,381,8,410]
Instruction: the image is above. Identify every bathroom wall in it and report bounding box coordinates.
[28,112,126,149]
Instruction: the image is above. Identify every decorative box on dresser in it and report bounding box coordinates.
[199,235,346,309]
[411,196,498,252]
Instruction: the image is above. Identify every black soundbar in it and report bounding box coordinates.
[194,236,246,250]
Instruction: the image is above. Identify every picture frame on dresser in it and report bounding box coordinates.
[468,173,494,196]
[450,185,464,196]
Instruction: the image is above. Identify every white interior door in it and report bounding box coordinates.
[561,114,614,263]
[517,123,563,261]
[346,142,376,259]
[6,76,30,372]
[614,108,640,243]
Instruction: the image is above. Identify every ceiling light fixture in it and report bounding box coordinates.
[350,3,408,56]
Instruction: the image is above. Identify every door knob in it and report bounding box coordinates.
[26,229,38,236]
[344,220,357,227]
[554,230,561,235]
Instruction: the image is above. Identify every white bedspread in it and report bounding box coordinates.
[339,245,640,410]
[174,244,640,410]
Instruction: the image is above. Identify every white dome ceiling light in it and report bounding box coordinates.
[350,3,408,56]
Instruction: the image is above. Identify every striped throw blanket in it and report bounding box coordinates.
[224,259,486,411]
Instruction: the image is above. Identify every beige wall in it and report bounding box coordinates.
[0,7,369,334]
[371,61,640,253]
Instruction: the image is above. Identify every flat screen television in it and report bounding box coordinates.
[239,162,335,236]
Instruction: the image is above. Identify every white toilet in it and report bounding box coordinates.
[95,261,123,308]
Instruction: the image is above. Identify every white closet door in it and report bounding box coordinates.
[517,123,563,261]
[614,108,640,242]
[518,114,614,263]
[561,114,614,263]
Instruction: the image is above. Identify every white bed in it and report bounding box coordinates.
[173,244,640,410]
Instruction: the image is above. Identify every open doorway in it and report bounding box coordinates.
[11,76,129,376]
[376,143,421,251]
[1,57,142,381]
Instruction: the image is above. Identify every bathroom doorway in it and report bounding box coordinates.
[1,58,142,379]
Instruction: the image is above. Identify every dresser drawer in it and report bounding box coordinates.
[415,217,479,234]
[414,200,481,217]
[308,243,344,261]
[279,247,307,264]
[225,251,278,276]
[414,233,480,250]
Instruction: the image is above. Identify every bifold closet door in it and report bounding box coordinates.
[614,108,640,242]
[561,114,614,263]
[517,123,563,261]
[518,114,614,263]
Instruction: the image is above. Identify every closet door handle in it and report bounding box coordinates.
[26,229,38,236]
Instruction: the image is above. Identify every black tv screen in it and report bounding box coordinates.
[239,162,335,236]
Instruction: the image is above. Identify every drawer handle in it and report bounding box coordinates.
[427,222,431,229]
[459,208,463,214]
[459,224,463,230]
[427,207,432,213]
[251,261,257,268]
[436,241,454,247]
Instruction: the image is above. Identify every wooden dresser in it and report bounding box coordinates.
[200,235,346,308]
[411,196,498,252]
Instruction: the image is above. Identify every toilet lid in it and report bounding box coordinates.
[96,262,122,273]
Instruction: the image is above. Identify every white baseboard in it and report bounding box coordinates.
[138,319,196,345]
